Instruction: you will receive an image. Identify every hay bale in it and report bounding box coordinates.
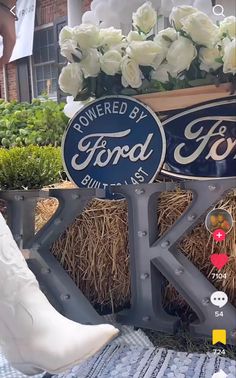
[35,183,236,312]
[52,199,130,311]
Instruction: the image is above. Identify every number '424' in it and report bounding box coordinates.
[213,349,226,356]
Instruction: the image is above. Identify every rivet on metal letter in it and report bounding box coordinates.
[188,214,196,221]
[72,194,80,200]
[60,294,71,301]
[135,189,145,195]
[41,268,51,274]
[142,316,150,322]
[15,195,24,201]
[140,273,149,280]
[208,185,216,191]
[54,218,62,225]
[138,231,147,237]
[202,298,210,306]
[161,241,170,248]
[175,268,184,276]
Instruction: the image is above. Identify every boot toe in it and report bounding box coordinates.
[30,323,119,374]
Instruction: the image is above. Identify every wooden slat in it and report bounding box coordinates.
[135,83,233,112]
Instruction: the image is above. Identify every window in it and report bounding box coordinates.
[33,27,57,99]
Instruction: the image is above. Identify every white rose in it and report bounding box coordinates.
[157,28,178,43]
[60,40,82,63]
[127,31,145,43]
[166,36,197,74]
[220,16,236,39]
[100,50,122,76]
[58,63,84,98]
[181,11,219,48]
[121,56,142,89]
[132,1,157,34]
[59,26,73,46]
[169,6,198,30]
[80,49,100,78]
[73,24,100,49]
[199,47,222,72]
[151,63,177,83]
[126,41,161,66]
[153,28,178,68]
[99,27,124,47]
[223,39,236,75]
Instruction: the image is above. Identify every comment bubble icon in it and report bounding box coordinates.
[210,291,228,308]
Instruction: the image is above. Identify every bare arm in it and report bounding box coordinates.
[0,4,16,65]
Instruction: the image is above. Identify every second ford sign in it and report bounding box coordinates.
[162,97,236,179]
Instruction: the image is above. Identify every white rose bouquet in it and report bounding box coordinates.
[58,2,235,102]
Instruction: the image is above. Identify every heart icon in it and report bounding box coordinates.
[210,254,229,270]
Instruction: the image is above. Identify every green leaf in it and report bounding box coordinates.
[135,25,143,35]
[120,88,138,96]
[149,80,165,91]
[139,79,151,90]
[215,57,224,64]
[188,77,215,87]
[146,34,155,41]
[162,35,173,43]
[140,66,153,79]
[75,87,91,101]
[71,53,81,63]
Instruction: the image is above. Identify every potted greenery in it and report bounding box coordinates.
[0,99,66,243]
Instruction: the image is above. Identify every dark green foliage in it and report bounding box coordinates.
[0,99,68,148]
[0,145,63,189]
[75,71,167,100]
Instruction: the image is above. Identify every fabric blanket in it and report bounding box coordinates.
[0,321,235,378]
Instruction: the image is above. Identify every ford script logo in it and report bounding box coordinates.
[62,96,166,189]
[162,98,236,179]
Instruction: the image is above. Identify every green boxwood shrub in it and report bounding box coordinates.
[0,146,63,190]
[0,98,68,148]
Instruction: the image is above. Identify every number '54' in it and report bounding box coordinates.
[215,311,224,317]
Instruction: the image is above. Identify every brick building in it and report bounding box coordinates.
[0,0,92,101]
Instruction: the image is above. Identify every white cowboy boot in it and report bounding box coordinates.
[0,213,119,375]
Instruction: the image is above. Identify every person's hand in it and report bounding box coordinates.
[0,4,16,65]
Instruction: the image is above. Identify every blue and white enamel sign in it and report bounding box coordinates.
[62,96,166,189]
[162,97,236,179]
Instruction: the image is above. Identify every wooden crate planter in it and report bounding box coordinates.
[135,83,233,112]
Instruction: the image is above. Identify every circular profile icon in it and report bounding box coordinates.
[205,208,233,235]
[62,96,166,190]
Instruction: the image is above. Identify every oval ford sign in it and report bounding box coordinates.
[62,96,166,189]
[162,98,236,179]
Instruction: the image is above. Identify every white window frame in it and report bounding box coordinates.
[30,24,57,101]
